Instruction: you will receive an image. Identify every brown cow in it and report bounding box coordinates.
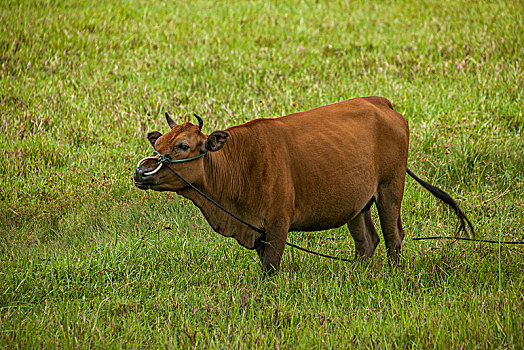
[134,96,473,274]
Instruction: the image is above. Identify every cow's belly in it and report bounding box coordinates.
[289,186,374,232]
[289,216,353,232]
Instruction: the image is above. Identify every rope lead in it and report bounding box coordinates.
[159,162,523,263]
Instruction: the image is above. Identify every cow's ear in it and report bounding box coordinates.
[205,131,229,152]
[147,131,162,149]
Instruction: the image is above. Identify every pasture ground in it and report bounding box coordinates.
[1,0,523,348]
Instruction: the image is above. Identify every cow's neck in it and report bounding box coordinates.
[176,135,263,249]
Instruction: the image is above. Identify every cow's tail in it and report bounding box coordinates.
[406,168,474,236]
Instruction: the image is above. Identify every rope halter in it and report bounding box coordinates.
[136,150,206,176]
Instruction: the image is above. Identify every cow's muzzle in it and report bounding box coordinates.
[133,156,162,189]
[133,167,156,189]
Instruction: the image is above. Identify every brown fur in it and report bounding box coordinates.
[135,97,415,273]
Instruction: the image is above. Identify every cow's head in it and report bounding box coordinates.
[133,113,228,191]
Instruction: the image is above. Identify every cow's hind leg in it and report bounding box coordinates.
[347,210,380,259]
[376,181,406,264]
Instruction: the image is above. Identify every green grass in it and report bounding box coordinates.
[1,0,523,347]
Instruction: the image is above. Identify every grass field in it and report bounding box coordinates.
[1,0,523,348]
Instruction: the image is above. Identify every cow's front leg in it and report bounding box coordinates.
[255,245,265,263]
[261,221,289,275]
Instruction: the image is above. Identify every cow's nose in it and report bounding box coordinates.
[134,166,152,184]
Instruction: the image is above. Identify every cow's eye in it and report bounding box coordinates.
[178,144,190,151]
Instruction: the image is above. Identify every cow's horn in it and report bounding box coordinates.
[165,112,176,128]
[193,114,203,130]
